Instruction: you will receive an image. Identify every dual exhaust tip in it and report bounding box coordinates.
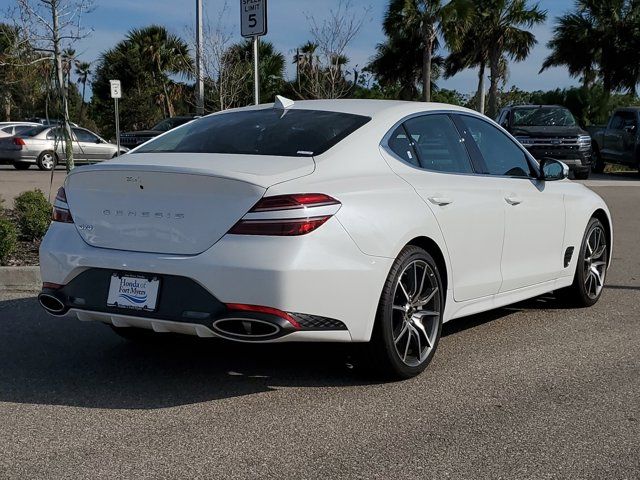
[38,293,68,316]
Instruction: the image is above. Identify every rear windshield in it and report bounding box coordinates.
[512,107,577,127]
[136,109,371,157]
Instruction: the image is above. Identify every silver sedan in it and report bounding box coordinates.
[0,125,128,170]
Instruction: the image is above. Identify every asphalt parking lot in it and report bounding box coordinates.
[0,180,639,479]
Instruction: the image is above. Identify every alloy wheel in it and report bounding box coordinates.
[41,153,55,170]
[583,225,607,300]
[391,260,441,367]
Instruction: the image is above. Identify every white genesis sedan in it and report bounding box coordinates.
[39,99,612,378]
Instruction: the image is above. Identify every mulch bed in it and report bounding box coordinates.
[2,210,40,267]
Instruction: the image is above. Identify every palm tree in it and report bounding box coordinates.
[127,25,193,117]
[541,0,640,95]
[480,0,547,118]
[443,0,489,113]
[75,61,91,118]
[384,0,449,102]
[61,48,77,95]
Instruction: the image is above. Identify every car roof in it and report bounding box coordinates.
[214,99,481,123]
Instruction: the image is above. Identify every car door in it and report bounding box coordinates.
[72,128,101,162]
[620,111,638,165]
[603,113,625,162]
[454,114,567,293]
[381,113,505,302]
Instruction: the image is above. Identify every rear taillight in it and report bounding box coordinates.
[13,137,25,147]
[52,187,73,223]
[228,193,341,236]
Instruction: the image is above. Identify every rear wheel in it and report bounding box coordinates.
[36,151,57,171]
[13,162,30,170]
[368,246,444,379]
[574,168,590,180]
[557,218,608,307]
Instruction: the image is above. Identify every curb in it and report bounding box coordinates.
[0,266,41,292]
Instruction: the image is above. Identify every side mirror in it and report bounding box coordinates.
[540,158,569,181]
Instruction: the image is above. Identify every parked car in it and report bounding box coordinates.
[38,99,611,379]
[0,125,128,170]
[0,123,41,138]
[497,105,593,179]
[587,107,640,174]
[24,117,79,127]
[119,116,196,149]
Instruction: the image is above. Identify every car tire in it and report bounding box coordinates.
[13,162,30,170]
[574,169,590,180]
[368,246,444,379]
[557,218,608,307]
[592,149,605,174]
[36,151,57,171]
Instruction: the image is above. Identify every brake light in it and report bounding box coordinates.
[13,137,25,146]
[228,193,341,236]
[225,303,301,329]
[52,187,74,223]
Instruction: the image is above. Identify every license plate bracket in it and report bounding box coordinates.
[106,273,160,311]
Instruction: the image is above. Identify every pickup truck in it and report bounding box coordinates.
[587,108,640,174]
[497,105,593,179]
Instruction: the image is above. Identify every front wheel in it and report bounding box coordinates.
[557,218,608,307]
[574,168,590,180]
[592,149,605,174]
[368,246,444,379]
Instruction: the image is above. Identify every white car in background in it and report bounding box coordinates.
[38,99,612,379]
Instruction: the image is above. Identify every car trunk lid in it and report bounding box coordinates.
[65,153,315,255]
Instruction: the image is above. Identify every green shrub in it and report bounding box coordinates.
[14,189,52,241]
[0,217,18,265]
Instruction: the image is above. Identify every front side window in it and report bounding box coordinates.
[459,115,534,177]
[137,109,371,157]
[403,114,474,174]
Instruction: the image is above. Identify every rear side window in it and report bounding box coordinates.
[136,109,371,157]
[403,114,474,174]
[388,126,420,167]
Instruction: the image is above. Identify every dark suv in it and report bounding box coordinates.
[119,116,196,149]
[497,105,593,179]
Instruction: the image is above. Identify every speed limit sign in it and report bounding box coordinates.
[241,0,267,38]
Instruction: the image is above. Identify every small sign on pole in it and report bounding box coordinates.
[241,0,267,105]
[110,80,122,156]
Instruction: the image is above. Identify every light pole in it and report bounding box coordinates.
[196,0,204,116]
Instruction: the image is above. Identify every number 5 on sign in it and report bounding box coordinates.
[241,0,267,38]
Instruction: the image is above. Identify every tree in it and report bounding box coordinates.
[480,0,546,118]
[369,0,454,101]
[127,25,193,117]
[444,0,490,113]
[296,0,370,99]
[75,60,90,117]
[5,0,93,172]
[541,0,640,95]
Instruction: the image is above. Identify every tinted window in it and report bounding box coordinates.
[22,126,48,137]
[14,125,36,135]
[403,114,473,174]
[388,126,419,167]
[460,115,533,177]
[46,128,63,140]
[1,126,12,134]
[73,128,99,143]
[137,109,371,157]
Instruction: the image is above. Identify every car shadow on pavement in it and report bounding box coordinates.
[0,293,581,410]
[0,296,376,410]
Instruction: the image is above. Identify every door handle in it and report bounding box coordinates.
[505,195,523,206]
[427,196,454,206]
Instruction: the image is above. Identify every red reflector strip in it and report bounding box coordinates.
[225,303,301,329]
[42,282,63,290]
[228,216,331,236]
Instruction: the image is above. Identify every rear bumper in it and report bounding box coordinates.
[39,220,393,342]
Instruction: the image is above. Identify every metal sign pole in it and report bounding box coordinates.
[196,0,205,115]
[253,35,260,105]
[115,97,121,156]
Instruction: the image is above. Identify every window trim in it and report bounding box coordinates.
[381,110,541,180]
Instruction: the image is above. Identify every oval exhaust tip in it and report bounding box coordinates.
[38,294,67,316]
[212,318,281,340]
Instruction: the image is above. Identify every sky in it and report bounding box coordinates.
[7,0,580,96]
